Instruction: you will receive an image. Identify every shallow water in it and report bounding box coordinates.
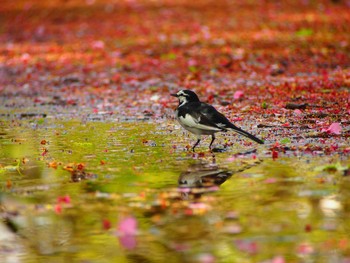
[0,117,349,263]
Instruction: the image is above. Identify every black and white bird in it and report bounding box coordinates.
[171,90,264,151]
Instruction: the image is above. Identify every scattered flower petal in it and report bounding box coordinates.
[233,90,244,100]
[118,216,137,236]
[322,123,342,134]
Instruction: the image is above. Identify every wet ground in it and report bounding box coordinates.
[0,112,349,262]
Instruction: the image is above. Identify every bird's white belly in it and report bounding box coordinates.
[176,112,218,136]
[184,126,216,135]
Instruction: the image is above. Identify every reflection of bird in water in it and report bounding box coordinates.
[178,162,232,200]
[178,162,232,188]
[177,153,263,199]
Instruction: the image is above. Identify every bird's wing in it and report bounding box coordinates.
[178,103,227,131]
[199,103,233,129]
[200,103,264,144]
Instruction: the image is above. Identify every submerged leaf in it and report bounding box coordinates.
[295,28,313,37]
[280,138,291,144]
[314,162,348,172]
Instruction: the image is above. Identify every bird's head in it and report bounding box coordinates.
[171,90,200,105]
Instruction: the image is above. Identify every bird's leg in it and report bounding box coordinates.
[192,139,201,152]
[209,134,216,151]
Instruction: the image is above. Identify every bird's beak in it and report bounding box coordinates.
[170,93,178,97]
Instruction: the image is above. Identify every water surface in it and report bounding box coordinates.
[0,117,349,262]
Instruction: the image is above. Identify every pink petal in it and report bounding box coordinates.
[21,53,31,63]
[226,157,236,162]
[294,109,302,115]
[119,234,137,250]
[117,217,138,249]
[272,256,286,263]
[118,216,137,236]
[188,59,197,66]
[196,253,215,263]
[233,90,244,100]
[326,123,342,134]
[54,204,62,214]
[92,40,105,50]
[297,243,314,255]
[265,178,277,184]
[57,195,71,204]
[235,240,259,254]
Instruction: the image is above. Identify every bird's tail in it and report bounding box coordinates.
[228,126,264,144]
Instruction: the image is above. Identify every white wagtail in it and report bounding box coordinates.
[171,90,264,151]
